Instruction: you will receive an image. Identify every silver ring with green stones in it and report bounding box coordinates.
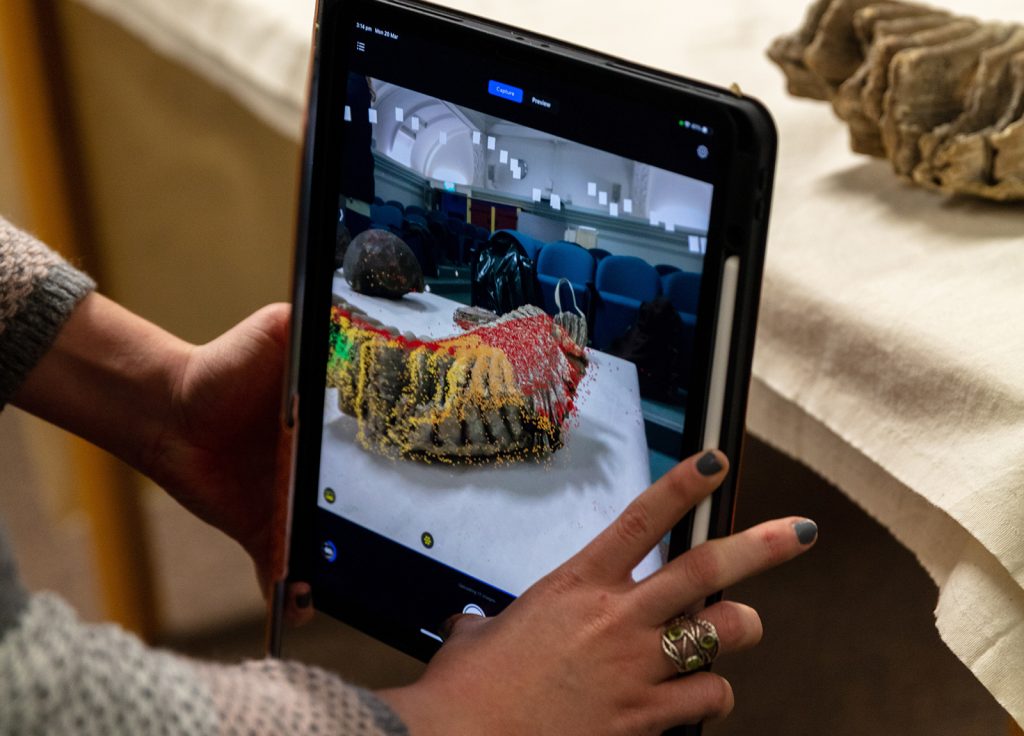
[661,615,720,675]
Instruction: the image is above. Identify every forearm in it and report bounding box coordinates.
[2,216,300,610]
[11,291,192,474]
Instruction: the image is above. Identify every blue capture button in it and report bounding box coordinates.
[488,80,524,104]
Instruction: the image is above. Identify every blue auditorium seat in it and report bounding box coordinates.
[405,213,429,230]
[536,241,595,321]
[437,217,468,264]
[421,211,453,264]
[593,256,661,350]
[590,248,612,261]
[402,213,436,277]
[662,270,701,315]
[660,270,700,385]
[655,264,682,277]
[370,203,403,231]
[385,200,406,213]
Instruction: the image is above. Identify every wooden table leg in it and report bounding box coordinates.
[0,0,158,640]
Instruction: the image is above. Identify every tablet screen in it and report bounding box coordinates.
[298,2,730,654]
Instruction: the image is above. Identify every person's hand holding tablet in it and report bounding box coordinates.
[378,450,817,734]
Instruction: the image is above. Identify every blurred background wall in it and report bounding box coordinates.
[0,20,104,626]
[0,0,298,636]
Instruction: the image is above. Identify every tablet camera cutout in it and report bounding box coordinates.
[323,487,336,504]
[321,540,338,563]
[421,532,435,549]
[697,144,710,160]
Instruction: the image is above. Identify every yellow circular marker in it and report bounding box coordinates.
[421,532,434,549]
[324,488,336,503]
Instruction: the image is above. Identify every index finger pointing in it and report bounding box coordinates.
[570,450,729,584]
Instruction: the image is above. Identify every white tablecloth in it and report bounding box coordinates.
[75,0,1024,722]
[320,278,658,597]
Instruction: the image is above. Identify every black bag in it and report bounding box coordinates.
[471,233,536,315]
[610,297,690,404]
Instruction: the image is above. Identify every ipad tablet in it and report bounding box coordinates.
[272,0,776,664]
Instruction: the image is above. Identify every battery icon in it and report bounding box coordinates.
[680,120,711,135]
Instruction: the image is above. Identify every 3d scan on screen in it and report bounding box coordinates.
[313,74,713,597]
[327,296,587,463]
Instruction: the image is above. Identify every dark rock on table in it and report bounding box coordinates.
[342,228,424,299]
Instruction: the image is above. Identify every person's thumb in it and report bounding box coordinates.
[440,611,488,642]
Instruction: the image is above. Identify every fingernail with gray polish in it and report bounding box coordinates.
[794,520,818,545]
[696,451,723,476]
[295,592,312,609]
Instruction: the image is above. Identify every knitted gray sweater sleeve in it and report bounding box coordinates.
[0,217,409,736]
[1,594,408,736]
[0,216,96,407]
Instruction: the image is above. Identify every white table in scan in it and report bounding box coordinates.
[318,276,660,596]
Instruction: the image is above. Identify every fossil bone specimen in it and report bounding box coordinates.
[768,0,1024,200]
[326,298,588,464]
